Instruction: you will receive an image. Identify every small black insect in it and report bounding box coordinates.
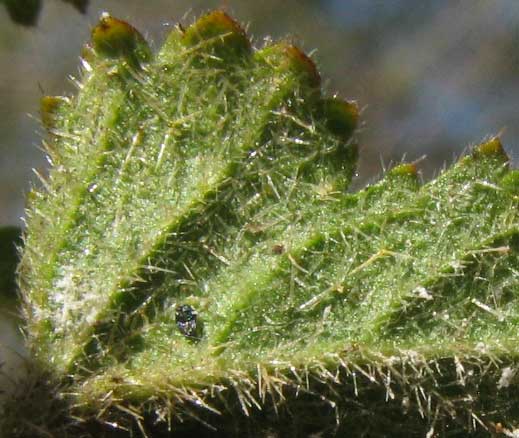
[175,304,199,339]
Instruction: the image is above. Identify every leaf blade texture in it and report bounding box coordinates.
[16,10,519,436]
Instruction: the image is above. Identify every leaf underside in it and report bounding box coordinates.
[12,10,519,437]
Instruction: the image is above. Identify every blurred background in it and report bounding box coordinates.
[1,0,519,227]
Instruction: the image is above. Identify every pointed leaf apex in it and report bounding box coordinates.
[283,44,321,88]
[182,10,250,56]
[473,137,508,160]
[322,98,359,140]
[91,14,150,63]
[40,96,68,130]
[256,43,321,89]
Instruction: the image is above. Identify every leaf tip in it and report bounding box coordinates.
[40,96,68,130]
[91,13,150,62]
[182,10,251,56]
[322,97,359,140]
[472,137,508,161]
[256,42,321,90]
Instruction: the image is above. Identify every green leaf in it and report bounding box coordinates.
[8,11,519,437]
